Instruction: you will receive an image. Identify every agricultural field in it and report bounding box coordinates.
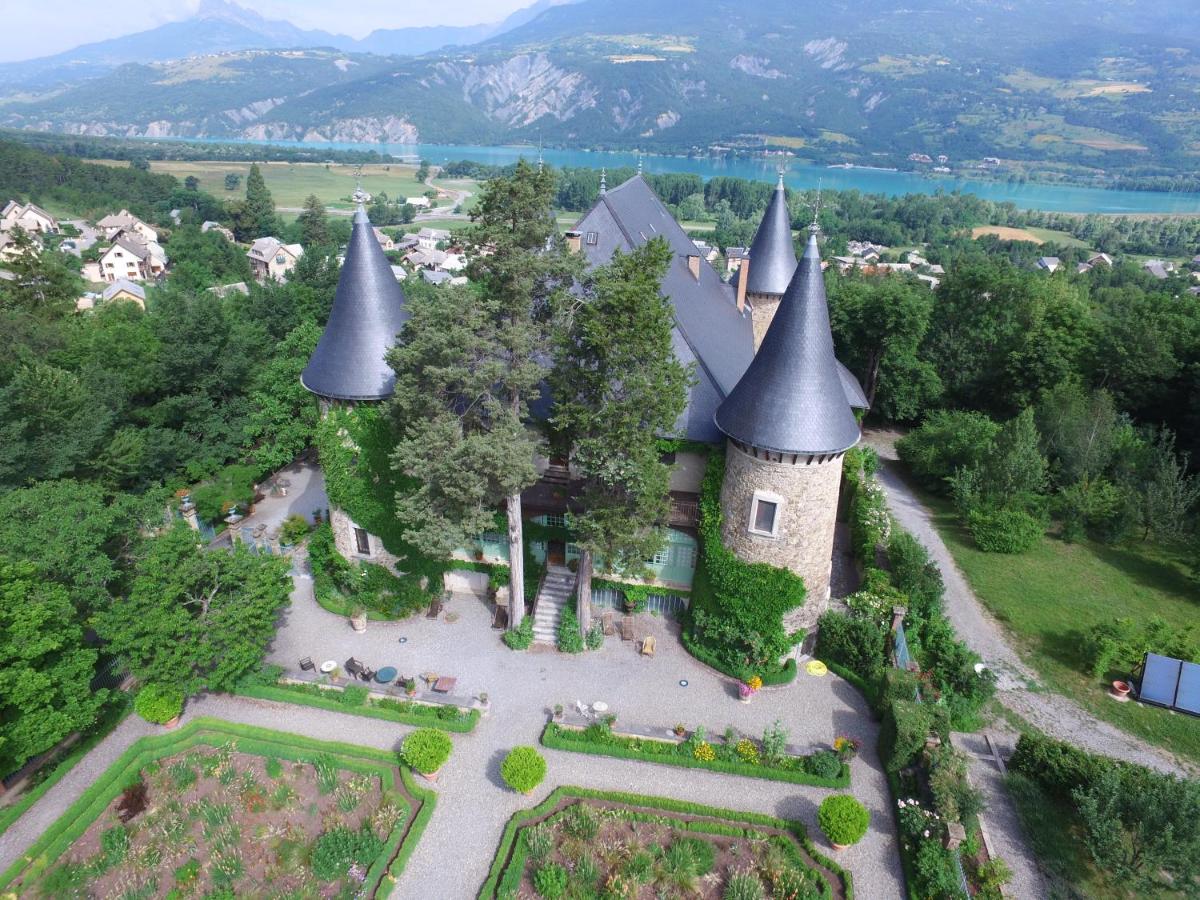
[0,720,432,898]
[482,788,851,899]
[971,225,1092,248]
[88,159,429,211]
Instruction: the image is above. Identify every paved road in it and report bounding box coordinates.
[865,429,1194,778]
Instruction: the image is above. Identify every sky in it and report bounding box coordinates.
[1,0,532,63]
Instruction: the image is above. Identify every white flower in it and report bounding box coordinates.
[923,830,930,838]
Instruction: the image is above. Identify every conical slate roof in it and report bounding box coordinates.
[744,174,796,296]
[302,206,409,401]
[715,233,860,455]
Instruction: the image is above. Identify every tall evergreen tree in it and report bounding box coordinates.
[388,161,577,627]
[550,238,690,633]
[296,193,330,249]
[235,163,279,241]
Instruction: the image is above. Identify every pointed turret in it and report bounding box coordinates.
[744,172,796,297]
[715,233,859,455]
[301,206,409,401]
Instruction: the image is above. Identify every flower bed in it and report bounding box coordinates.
[479,787,853,900]
[541,721,850,787]
[233,680,479,732]
[0,718,434,897]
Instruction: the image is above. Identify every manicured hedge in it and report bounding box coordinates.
[540,723,849,787]
[477,786,853,900]
[680,628,798,685]
[0,718,432,894]
[233,682,479,732]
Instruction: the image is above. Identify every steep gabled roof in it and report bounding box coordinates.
[715,233,861,455]
[301,206,410,402]
[573,174,755,442]
[745,174,796,296]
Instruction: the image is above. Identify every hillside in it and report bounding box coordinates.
[2,0,1199,177]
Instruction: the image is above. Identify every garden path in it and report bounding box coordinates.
[864,429,1193,778]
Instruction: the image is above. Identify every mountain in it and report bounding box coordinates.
[3,0,1199,178]
[357,0,578,57]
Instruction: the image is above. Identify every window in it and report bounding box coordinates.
[275,254,287,265]
[481,532,504,545]
[672,545,698,569]
[353,527,370,555]
[542,513,567,529]
[748,491,783,537]
[649,548,670,566]
[585,231,599,245]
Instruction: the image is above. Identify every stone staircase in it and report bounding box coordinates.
[532,565,576,645]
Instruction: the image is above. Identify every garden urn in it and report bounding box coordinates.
[350,609,367,633]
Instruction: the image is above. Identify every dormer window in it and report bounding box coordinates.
[585,231,598,245]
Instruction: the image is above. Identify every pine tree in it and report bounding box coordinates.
[387,160,578,628]
[296,194,330,248]
[235,163,279,241]
[550,238,690,633]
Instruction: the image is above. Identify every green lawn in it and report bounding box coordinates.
[89,159,428,211]
[1024,226,1092,248]
[918,488,1200,765]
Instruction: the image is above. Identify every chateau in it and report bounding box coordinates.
[303,173,865,631]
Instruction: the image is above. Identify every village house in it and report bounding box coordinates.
[725,246,748,277]
[208,282,251,298]
[1037,256,1061,273]
[81,261,103,282]
[373,228,395,251]
[96,209,158,243]
[405,196,432,209]
[414,226,450,251]
[247,237,304,282]
[1,201,58,234]
[0,231,41,261]
[1142,259,1174,280]
[98,236,167,282]
[201,221,235,242]
[76,278,147,312]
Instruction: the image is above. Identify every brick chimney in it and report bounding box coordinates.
[736,259,749,311]
[565,230,582,253]
[687,254,701,281]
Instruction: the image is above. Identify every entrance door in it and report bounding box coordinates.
[548,539,566,567]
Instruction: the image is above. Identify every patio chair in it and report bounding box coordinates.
[345,657,363,677]
[619,617,635,641]
[601,610,615,636]
[640,635,656,657]
[360,668,375,682]
[298,656,315,672]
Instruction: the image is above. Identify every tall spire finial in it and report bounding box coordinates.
[351,164,371,206]
[599,167,606,196]
[537,134,544,173]
[636,152,643,176]
[807,178,823,235]
[776,164,787,189]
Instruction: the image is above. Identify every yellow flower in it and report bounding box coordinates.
[693,741,716,762]
[747,675,763,691]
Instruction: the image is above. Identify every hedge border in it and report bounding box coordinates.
[233,682,480,732]
[680,626,799,685]
[0,717,434,895]
[0,696,133,839]
[478,785,853,899]
[540,723,849,788]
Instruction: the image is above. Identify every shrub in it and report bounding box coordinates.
[723,869,767,900]
[672,837,716,876]
[1081,615,1200,679]
[1008,732,1117,800]
[735,739,760,765]
[101,824,130,867]
[279,514,310,545]
[815,611,887,681]
[884,699,942,773]
[966,506,1043,553]
[817,795,870,846]
[585,621,604,650]
[533,862,569,898]
[174,858,201,887]
[310,825,384,881]
[338,685,368,707]
[557,608,585,653]
[134,684,184,724]
[562,803,600,840]
[896,411,1000,492]
[401,728,453,775]
[525,823,554,864]
[503,615,534,650]
[805,750,842,780]
[500,746,547,794]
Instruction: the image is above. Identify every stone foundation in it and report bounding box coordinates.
[719,440,844,632]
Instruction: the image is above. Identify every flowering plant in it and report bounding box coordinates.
[693,741,716,762]
[735,739,761,765]
[834,736,861,760]
[746,675,763,691]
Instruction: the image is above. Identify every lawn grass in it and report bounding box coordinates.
[88,159,427,211]
[918,487,1200,765]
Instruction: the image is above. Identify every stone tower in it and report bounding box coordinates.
[301,200,409,567]
[737,172,796,350]
[714,230,860,631]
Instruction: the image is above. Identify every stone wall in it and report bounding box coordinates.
[748,291,782,351]
[329,506,400,572]
[719,440,844,631]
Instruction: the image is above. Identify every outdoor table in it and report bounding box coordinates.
[432,676,457,693]
[319,660,337,674]
[375,666,398,684]
[591,701,609,715]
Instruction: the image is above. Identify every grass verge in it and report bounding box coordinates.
[233,682,479,732]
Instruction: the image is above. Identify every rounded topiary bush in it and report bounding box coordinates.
[134,684,184,724]
[500,746,547,794]
[818,794,870,848]
[400,728,453,775]
[805,750,843,781]
[966,507,1043,553]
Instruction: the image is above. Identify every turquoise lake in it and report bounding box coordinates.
[185,138,1200,215]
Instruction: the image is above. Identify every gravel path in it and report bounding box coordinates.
[865,430,1193,778]
[0,573,905,899]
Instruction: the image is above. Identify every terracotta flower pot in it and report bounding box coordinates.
[421,768,440,783]
[1110,680,1131,701]
[163,715,181,729]
[831,842,850,851]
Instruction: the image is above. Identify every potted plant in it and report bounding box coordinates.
[818,795,870,850]
[477,692,490,714]
[405,678,417,697]
[349,605,367,633]
[328,666,343,685]
[553,704,564,720]
[739,675,763,703]
[1110,680,1132,700]
[673,723,687,738]
[474,548,485,561]
[567,557,578,573]
[401,728,453,782]
[501,746,547,795]
[134,684,185,728]
[834,736,861,762]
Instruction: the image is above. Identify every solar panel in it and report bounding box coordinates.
[1175,661,1200,717]
[1140,653,1182,708]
